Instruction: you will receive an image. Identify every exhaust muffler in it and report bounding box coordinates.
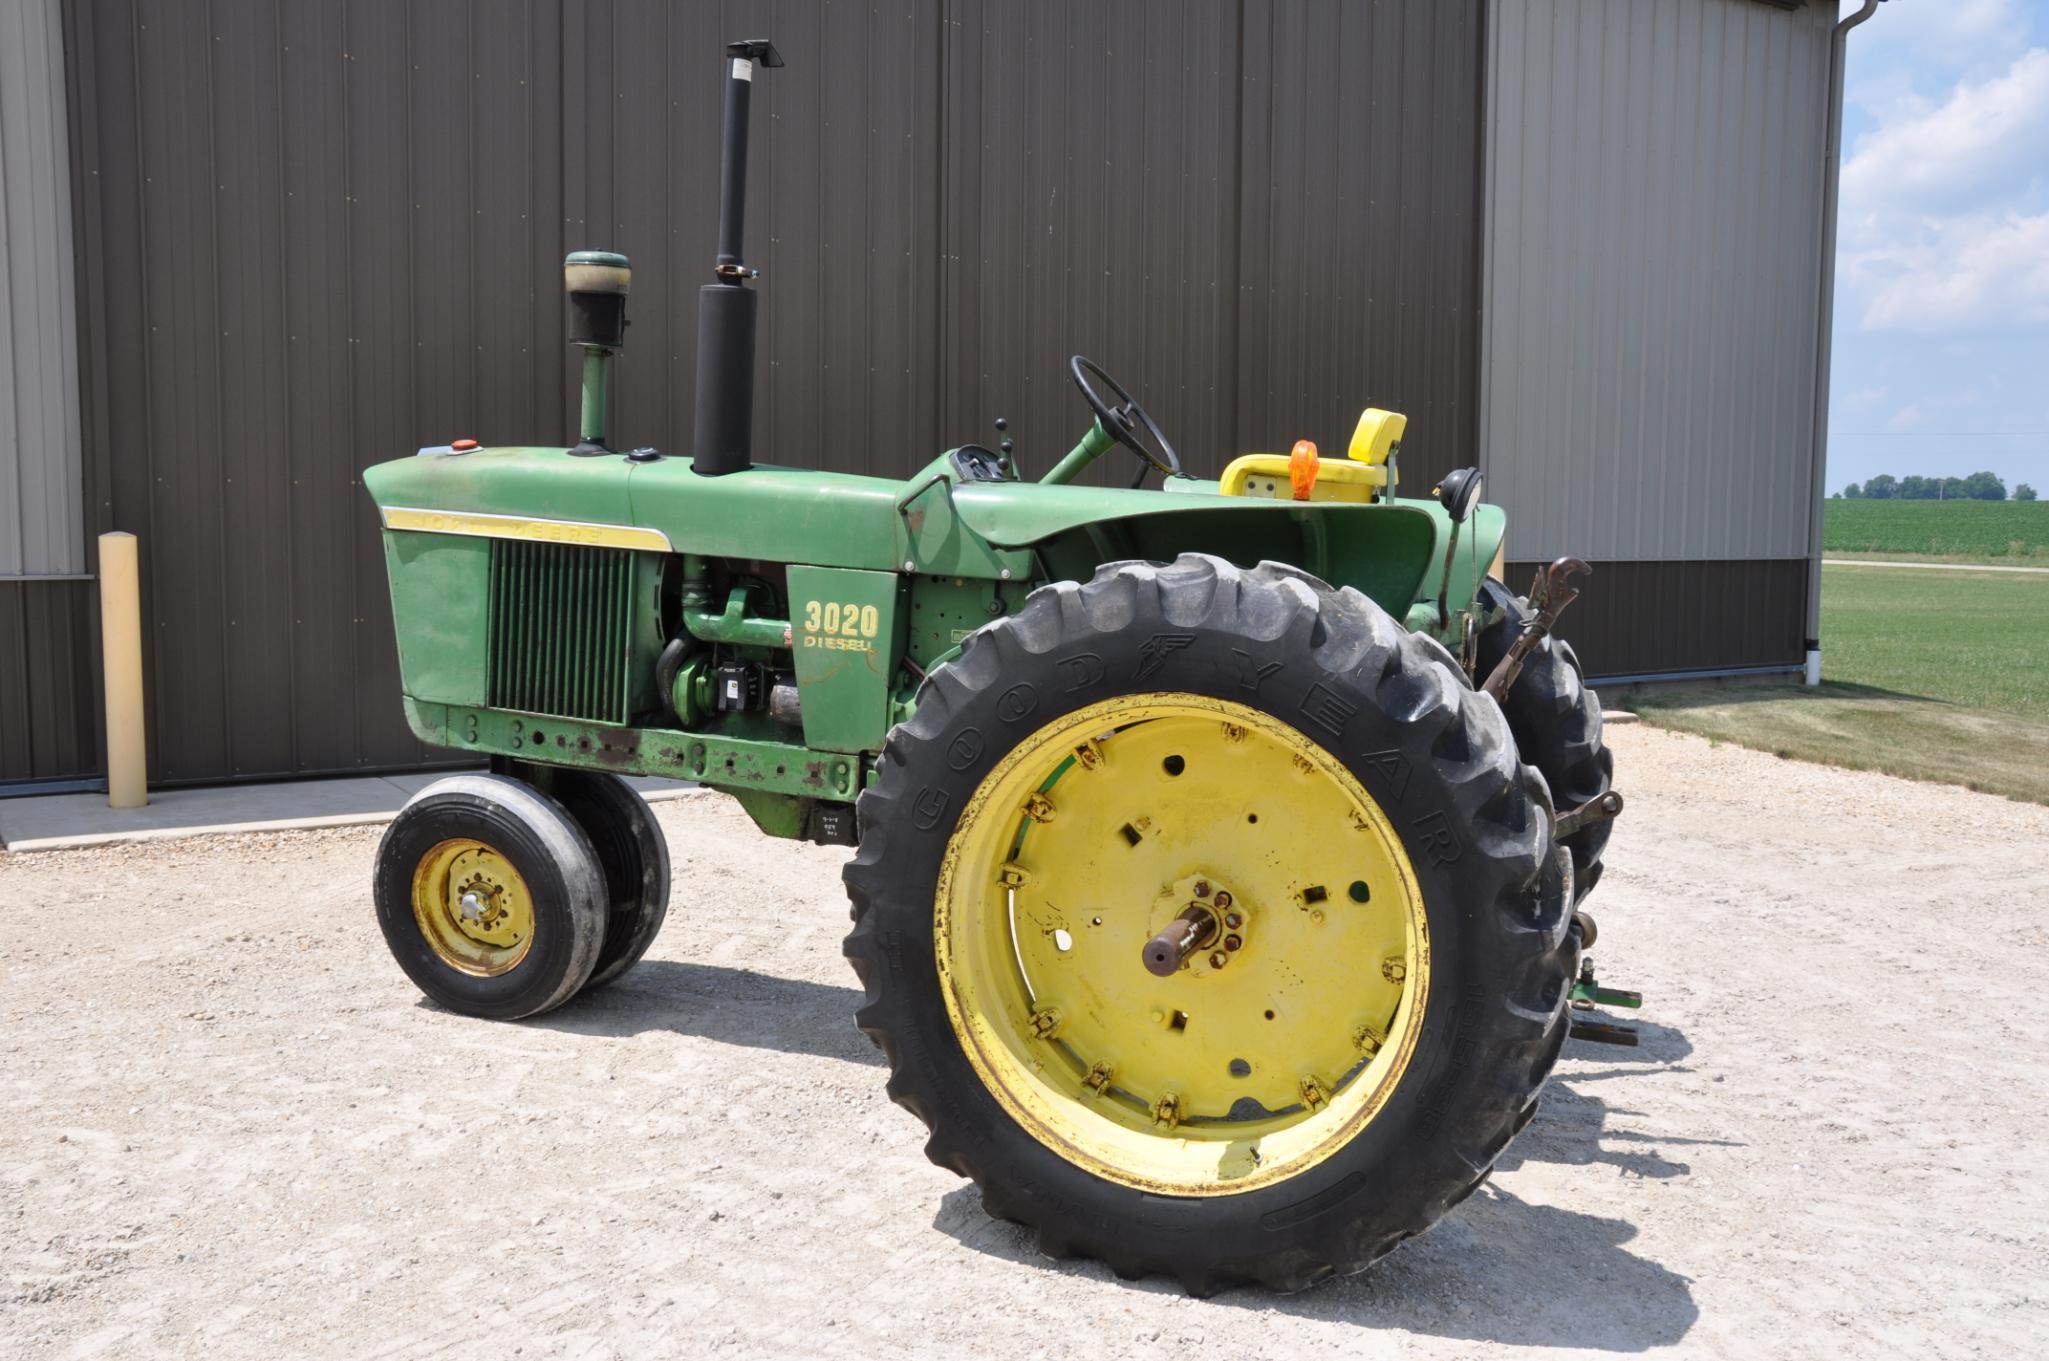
[691,39,783,476]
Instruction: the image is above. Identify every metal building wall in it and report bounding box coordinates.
[1481,0,1835,678]
[922,0,1484,479]
[582,0,1484,487]
[1,0,95,785]
[27,0,1485,788]
[1,0,84,579]
[52,0,576,786]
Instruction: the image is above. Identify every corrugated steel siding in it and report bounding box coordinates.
[0,579,98,781]
[1235,0,1485,477]
[1481,0,1834,563]
[43,0,1485,785]
[60,0,578,783]
[1507,557,1808,680]
[576,0,1485,486]
[1,0,85,579]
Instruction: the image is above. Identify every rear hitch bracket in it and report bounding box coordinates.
[1556,789,1625,839]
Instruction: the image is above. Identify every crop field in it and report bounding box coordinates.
[1634,563,2049,803]
[1823,498,2049,561]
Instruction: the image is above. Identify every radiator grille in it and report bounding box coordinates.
[487,539,635,724]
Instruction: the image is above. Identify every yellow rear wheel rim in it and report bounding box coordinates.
[411,838,537,977]
[935,692,1430,1197]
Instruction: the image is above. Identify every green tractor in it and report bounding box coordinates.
[365,41,1625,1293]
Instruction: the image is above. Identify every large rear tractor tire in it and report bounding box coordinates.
[844,555,1575,1293]
[1474,578,1615,901]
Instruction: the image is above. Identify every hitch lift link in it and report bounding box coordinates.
[1482,557,1591,703]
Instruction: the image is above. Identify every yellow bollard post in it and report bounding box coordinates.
[97,531,148,809]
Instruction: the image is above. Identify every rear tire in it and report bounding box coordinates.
[374,774,607,1021]
[548,772,671,991]
[1475,578,1615,901]
[844,555,1575,1293]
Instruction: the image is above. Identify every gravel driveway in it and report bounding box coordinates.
[3,726,2043,1359]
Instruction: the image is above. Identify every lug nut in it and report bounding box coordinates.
[1224,934,1243,951]
[1224,912,1243,930]
[1214,892,1233,910]
[1209,951,1229,969]
[1193,880,1211,899]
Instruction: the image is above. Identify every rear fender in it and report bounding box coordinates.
[1015,500,1468,626]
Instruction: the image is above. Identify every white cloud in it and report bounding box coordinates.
[1829,5,2049,473]
[1840,47,2049,212]
[1837,42,2049,335]
[1850,209,2049,332]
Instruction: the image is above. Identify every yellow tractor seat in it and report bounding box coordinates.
[1220,407,1407,503]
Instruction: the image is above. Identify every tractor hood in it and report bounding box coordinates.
[364,446,1502,628]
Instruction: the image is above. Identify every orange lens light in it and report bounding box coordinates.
[1288,440,1320,501]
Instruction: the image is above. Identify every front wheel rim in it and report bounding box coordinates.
[411,837,538,977]
[935,692,1431,1196]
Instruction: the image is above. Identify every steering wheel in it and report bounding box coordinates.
[1070,356,1184,486]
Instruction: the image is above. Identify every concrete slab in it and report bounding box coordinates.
[624,777,700,800]
[0,772,703,853]
[377,772,450,798]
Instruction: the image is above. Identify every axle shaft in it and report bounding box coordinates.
[1142,905,1219,978]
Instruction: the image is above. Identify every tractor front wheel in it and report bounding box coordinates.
[844,555,1575,1293]
[546,771,671,992]
[374,774,608,1020]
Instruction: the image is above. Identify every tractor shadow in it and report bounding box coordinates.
[1497,1015,1729,1181]
[517,959,882,1067]
[935,1015,1711,1350]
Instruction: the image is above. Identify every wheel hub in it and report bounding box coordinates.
[410,839,536,976]
[1141,875,1248,977]
[450,869,520,943]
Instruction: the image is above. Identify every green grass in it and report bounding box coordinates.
[1824,498,2049,562]
[1634,563,2049,803]
[1632,682,2049,805]
[1816,563,2047,713]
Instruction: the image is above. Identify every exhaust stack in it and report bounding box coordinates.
[692,39,783,476]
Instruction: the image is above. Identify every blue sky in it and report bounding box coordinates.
[1828,0,2049,493]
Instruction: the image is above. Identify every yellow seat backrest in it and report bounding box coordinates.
[1348,408,1406,467]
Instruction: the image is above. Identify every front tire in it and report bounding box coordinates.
[547,771,671,991]
[844,555,1574,1293]
[374,774,608,1020]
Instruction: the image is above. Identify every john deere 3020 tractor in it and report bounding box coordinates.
[365,42,1627,1293]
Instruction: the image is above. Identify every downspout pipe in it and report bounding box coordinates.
[1804,0,1883,686]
